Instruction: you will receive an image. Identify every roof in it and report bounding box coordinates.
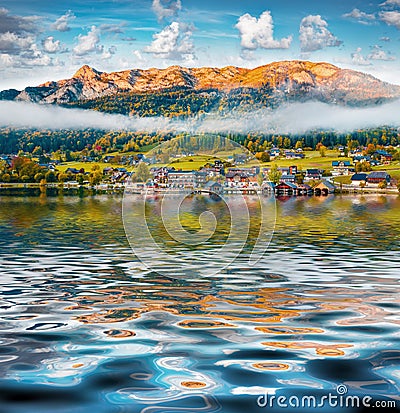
[351,173,368,181]
[280,174,296,180]
[276,181,298,189]
[169,170,195,175]
[375,150,392,156]
[306,169,321,175]
[316,180,336,190]
[368,171,390,179]
[332,161,351,167]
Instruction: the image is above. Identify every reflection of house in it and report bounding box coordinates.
[304,169,322,182]
[332,161,353,176]
[314,180,336,195]
[351,173,368,187]
[366,171,391,186]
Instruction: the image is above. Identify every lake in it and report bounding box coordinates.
[0,192,399,412]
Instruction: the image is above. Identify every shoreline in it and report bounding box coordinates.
[0,184,399,197]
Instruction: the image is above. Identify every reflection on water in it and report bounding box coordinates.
[0,193,399,412]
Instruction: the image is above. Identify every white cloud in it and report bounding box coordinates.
[351,48,372,66]
[379,11,400,28]
[0,9,55,69]
[368,45,396,61]
[380,0,400,7]
[133,49,146,62]
[299,15,342,53]
[99,23,126,35]
[144,22,195,62]
[235,11,292,53]
[101,45,117,60]
[51,11,75,32]
[342,8,375,24]
[350,45,395,66]
[42,36,66,54]
[73,26,103,56]
[152,0,182,22]
[0,31,35,55]
[0,7,39,36]
[0,53,14,68]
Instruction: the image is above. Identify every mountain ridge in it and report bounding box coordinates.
[2,60,400,108]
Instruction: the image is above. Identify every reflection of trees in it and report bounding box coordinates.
[0,195,126,247]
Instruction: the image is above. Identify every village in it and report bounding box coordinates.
[0,145,399,196]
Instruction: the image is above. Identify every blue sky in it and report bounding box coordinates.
[1,0,400,88]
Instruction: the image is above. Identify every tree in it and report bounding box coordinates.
[319,145,327,157]
[89,170,103,186]
[1,173,10,182]
[34,173,45,182]
[57,172,68,183]
[260,152,270,163]
[45,171,57,182]
[378,180,388,189]
[134,162,152,183]
[257,172,264,186]
[267,164,282,184]
[77,173,85,185]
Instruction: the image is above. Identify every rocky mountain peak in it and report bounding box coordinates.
[72,65,102,80]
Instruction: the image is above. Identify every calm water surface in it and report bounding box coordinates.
[0,193,399,412]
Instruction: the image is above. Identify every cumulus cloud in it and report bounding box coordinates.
[42,36,67,53]
[144,21,195,62]
[0,31,35,55]
[380,0,400,7]
[368,45,396,60]
[3,100,400,135]
[0,8,55,68]
[235,11,292,54]
[0,8,39,55]
[101,45,117,60]
[299,15,342,53]
[152,0,182,22]
[342,8,375,24]
[51,10,75,32]
[0,7,39,35]
[73,26,103,56]
[351,48,372,66]
[351,45,395,66]
[379,11,400,28]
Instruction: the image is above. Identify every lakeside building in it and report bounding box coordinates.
[366,171,391,186]
[332,161,353,176]
[351,173,368,187]
[304,169,322,182]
